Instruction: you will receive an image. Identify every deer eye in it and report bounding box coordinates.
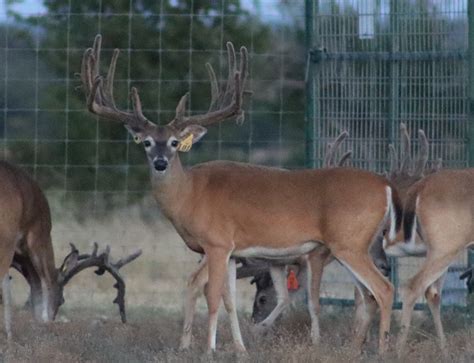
[143,140,151,148]
[171,140,179,148]
[258,296,267,305]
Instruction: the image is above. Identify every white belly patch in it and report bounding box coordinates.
[232,241,320,259]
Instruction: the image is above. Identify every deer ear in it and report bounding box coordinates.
[179,125,207,145]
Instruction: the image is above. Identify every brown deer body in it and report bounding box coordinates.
[0,161,61,326]
[385,168,474,356]
[0,162,141,334]
[179,132,391,350]
[81,35,401,353]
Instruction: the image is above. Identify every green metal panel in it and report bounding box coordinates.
[305,0,317,168]
[305,0,470,309]
[469,0,474,167]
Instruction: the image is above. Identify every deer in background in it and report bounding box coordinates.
[246,132,391,329]
[383,130,473,356]
[82,34,401,354]
[0,161,141,340]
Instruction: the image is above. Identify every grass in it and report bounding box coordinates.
[2,199,473,362]
[0,307,473,362]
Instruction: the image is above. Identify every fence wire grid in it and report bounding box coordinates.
[307,0,470,308]
[0,0,471,310]
[1,0,306,212]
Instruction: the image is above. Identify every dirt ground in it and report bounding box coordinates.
[0,305,472,362]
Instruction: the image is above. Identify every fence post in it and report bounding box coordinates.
[305,0,317,168]
[388,0,400,305]
[467,0,474,313]
[469,0,474,168]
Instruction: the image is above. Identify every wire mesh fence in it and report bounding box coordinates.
[0,1,471,311]
[1,0,307,214]
[306,0,470,308]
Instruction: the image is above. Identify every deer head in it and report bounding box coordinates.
[81,35,248,177]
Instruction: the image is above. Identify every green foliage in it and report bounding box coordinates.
[1,0,307,209]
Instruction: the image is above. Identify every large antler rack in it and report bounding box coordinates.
[82,34,249,133]
[58,242,142,323]
[168,41,249,130]
[388,123,441,179]
[81,34,153,132]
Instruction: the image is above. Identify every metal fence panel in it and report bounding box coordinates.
[306,0,470,307]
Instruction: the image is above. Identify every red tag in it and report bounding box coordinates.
[287,270,299,291]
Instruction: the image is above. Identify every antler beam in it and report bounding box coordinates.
[58,242,142,323]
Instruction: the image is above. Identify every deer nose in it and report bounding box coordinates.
[154,158,168,171]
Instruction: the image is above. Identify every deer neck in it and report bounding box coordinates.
[150,155,192,219]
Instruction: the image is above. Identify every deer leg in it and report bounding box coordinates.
[180,256,208,350]
[425,273,447,352]
[204,247,232,353]
[26,231,56,322]
[222,259,246,352]
[352,284,378,348]
[332,249,394,355]
[307,247,331,344]
[253,265,288,332]
[0,236,15,340]
[2,274,11,340]
[397,251,456,357]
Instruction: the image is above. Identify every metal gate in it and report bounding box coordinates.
[305,0,473,308]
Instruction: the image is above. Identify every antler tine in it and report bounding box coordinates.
[81,34,154,129]
[323,131,350,168]
[222,42,237,106]
[92,241,99,257]
[175,92,189,121]
[104,48,119,106]
[169,42,249,129]
[206,63,219,112]
[114,250,142,269]
[388,144,398,176]
[329,131,349,167]
[414,129,429,177]
[399,123,412,173]
[338,150,352,167]
[323,142,334,167]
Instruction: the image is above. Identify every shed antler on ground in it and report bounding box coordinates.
[58,242,142,323]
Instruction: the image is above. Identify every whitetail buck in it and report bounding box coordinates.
[0,160,140,339]
[381,126,473,356]
[249,124,440,350]
[384,168,473,356]
[81,34,401,353]
[178,131,355,350]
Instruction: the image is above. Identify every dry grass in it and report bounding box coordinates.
[0,307,472,362]
[2,199,473,362]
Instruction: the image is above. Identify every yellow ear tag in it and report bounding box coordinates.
[178,134,193,152]
[133,135,141,144]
